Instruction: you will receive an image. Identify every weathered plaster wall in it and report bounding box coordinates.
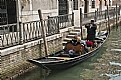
[20,0,58,22]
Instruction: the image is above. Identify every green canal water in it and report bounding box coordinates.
[15,26,121,80]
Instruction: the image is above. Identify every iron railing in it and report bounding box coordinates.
[48,13,73,29]
[81,7,120,25]
[0,14,73,49]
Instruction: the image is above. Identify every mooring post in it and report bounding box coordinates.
[72,12,74,26]
[105,10,108,32]
[94,10,97,22]
[57,16,60,33]
[113,8,116,26]
[97,8,99,18]
[116,4,118,29]
[80,8,83,39]
[39,40,42,57]
[107,5,110,33]
[38,9,48,56]
[18,24,22,44]
[119,5,121,25]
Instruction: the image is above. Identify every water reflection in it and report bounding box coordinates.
[15,68,50,80]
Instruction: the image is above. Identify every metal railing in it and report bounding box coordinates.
[81,7,120,25]
[48,13,74,29]
[0,14,73,49]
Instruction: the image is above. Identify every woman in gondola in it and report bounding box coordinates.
[64,35,88,57]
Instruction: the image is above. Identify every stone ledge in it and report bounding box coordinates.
[0,39,41,56]
[0,34,61,56]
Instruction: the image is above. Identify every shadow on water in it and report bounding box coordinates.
[14,45,107,80]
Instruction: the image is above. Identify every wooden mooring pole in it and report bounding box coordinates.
[107,5,110,33]
[105,10,108,32]
[80,8,83,39]
[38,10,48,56]
[116,4,118,30]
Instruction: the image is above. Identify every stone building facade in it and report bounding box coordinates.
[0,0,84,25]
[18,0,83,22]
[0,0,113,25]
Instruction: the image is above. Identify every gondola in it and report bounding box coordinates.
[28,31,108,70]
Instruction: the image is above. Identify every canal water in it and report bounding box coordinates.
[14,26,121,80]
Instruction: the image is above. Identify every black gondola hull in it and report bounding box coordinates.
[28,31,108,70]
[28,44,102,70]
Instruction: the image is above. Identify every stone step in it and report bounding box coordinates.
[66,34,75,38]
[73,29,81,32]
[74,27,81,29]
[62,41,67,46]
[63,38,72,42]
[62,27,84,49]
[69,31,80,35]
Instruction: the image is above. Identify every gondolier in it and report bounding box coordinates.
[85,19,97,42]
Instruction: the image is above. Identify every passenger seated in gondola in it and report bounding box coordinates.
[64,36,89,57]
[72,36,89,53]
[81,43,89,53]
[70,36,80,46]
[86,41,94,47]
[68,49,76,57]
[64,42,82,57]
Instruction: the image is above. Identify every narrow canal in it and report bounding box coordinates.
[14,26,121,80]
